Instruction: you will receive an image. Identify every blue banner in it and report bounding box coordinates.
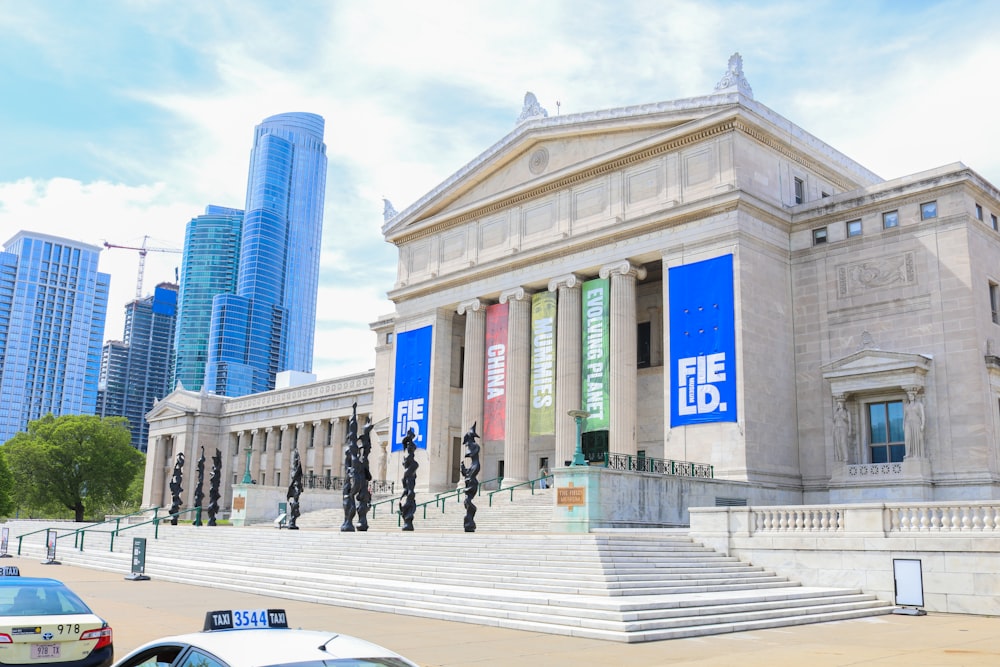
[669,254,737,426]
[392,325,432,450]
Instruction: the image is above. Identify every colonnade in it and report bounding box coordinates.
[456,260,646,483]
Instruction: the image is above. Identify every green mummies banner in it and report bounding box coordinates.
[581,278,610,432]
[529,291,557,435]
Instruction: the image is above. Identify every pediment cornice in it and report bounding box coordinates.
[821,349,932,397]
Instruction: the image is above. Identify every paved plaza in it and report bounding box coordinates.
[11,556,1000,666]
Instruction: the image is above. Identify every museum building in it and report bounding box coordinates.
[144,55,1000,515]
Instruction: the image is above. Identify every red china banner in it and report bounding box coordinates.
[483,302,509,440]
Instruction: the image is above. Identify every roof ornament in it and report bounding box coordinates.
[516,92,549,125]
[714,52,754,99]
[382,198,398,222]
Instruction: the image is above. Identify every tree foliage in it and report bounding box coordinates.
[3,414,145,521]
[0,453,14,518]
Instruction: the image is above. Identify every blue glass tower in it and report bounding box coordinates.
[97,283,178,451]
[0,231,110,444]
[204,113,327,397]
[172,205,243,392]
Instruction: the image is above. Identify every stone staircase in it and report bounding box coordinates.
[298,486,554,531]
[7,517,894,643]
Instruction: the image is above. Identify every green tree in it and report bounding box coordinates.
[3,414,145,522]
[0,452,14,518]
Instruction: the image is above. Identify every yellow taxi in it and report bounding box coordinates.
[0,565,113,666]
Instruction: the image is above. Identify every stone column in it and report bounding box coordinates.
[234,431,245,484]
[600,260,646,456]
[648,305,662,367]
[550,274,583,468]
[264,427,275,486]
[278,425,290,487]
[330,417,345,478]
[147,436,166,507]
[500,286,532,483]
[458,298,486,435]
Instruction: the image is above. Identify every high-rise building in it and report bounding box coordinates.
[0,231,110,444]
[171,205,243,392]
[204,113,328,397]
[97,282,178,451]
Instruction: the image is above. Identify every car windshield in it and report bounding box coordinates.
[0,583,93,616]
[267,660,414,667]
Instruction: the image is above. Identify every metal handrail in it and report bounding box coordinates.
[487,475,552,507]
[603,452,714,478]
[15,506,159,555]
[433,476,503,507]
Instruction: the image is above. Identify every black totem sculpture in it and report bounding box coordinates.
[355,415,374,531]
[168,452,185,525]
[398,428,418,531]
[193,447,206,526]
[286,448,303,530]
[207,449,222,526]
[460,422,481,532]
[340,404,360,532]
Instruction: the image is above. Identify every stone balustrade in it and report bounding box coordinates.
[689,501,1000,616]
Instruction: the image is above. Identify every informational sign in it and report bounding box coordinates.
[893,558,925,608]
[483,303,509,440]
[392,325,433,451]
[43,528,59,565]
[126,537,150,581]
[581,278,609,432]
[557,486,586,506]
[669,254,737,426]
[529,291,557,435]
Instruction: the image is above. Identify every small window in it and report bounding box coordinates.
[921,201,938,220]
[991,281,999,325]
[869,400,905,463]
[976,204,984,221]
[813,227,828,245]
[794,178,804,204]
[386,332,394,345]
[883,210,899,229]
[992,214,998,231]
[821,191,830,198]
[847,220,862,237]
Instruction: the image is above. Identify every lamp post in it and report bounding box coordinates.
[241,440,254,484]
[567,410,591,466]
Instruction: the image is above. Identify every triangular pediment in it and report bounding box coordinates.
[146,388,226,422]
[383,95,743,241]
[821,349,932,397]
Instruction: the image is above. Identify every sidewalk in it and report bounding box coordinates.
[11,555,1000,666]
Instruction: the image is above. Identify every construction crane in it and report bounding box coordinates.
[103,236,183,298]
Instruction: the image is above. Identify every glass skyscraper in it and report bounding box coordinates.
[172,205,243,392]
[0,231,110,444]
[204,113,327,397]
[97,282,178,451]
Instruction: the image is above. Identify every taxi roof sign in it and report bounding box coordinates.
[0,566,19,576]
[203,609,288,632]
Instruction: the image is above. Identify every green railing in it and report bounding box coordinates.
[603,452,714,478]
[16,507,161,555]
[432,476,503,508]
[487,474,552,507]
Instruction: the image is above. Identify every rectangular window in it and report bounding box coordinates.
[794,177,804,204]
[976,203,984,221]
[991,282,1000,325]
[847,219,862,237]
[813,227,828,245]
[637,321,651,368]
[386,332,394,345]
[883,210,899,229]
[993,214,998,231]
[869,401,905,463]
[920,201,938,220]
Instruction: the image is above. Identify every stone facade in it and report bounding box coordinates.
[145,57,1000,514]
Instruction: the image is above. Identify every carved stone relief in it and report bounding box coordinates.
[528,147,549,175]
[837,252,915,298]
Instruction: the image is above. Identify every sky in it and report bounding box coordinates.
[1,0,999,381]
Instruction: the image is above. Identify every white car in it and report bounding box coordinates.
[112,609,419,667]
[0,566,114,667]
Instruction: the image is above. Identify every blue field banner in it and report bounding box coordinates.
[392,325,432,451]
[669,254,737,426]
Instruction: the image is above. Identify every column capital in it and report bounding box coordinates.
[280,425,289,432]
[599,260,647,281]
[250,428,259,436]
[296,422,305,430]
[265,426,273,433]
[499,286,533,304]
[548,273,584,292]
[312,420,322,428]
[457,298,486,315]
